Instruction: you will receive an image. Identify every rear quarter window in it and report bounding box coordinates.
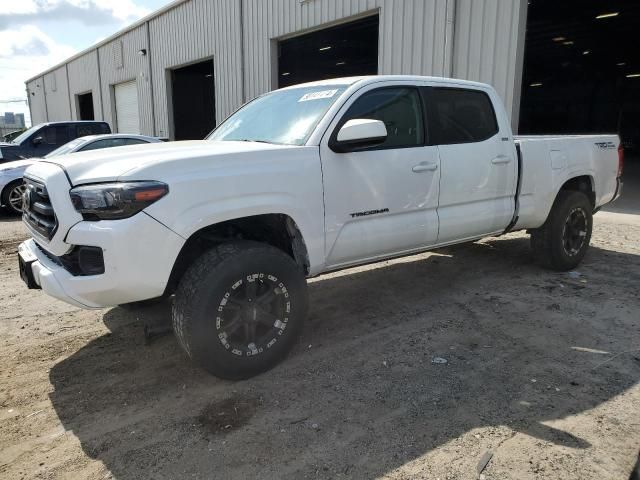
[426,88,499,145]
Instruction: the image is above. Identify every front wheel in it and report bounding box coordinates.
[2,180,26,214]
[530,191,593,271]
[172,241,308,379]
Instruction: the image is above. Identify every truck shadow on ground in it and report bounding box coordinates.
[48,236,640,479]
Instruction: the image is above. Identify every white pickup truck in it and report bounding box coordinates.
[18,75,623,378]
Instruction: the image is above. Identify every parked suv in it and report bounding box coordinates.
[0,121,110,162]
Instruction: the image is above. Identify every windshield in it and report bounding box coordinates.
[45,138,86,158]
[208,85,347,145]
[11,125,41,145]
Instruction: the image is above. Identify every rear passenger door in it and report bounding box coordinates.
[425,87,517,243]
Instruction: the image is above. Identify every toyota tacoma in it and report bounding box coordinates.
[18,76,623,379]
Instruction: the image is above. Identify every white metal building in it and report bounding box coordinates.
[25,0,529,139]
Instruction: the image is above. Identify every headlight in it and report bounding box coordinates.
[70,181,168,220]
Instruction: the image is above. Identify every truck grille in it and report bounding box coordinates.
[22,178,58,240]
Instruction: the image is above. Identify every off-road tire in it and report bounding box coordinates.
[172,241,308,379]
[1,180,26,215]
[530,190,593,271]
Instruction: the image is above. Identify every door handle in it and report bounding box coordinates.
[491,155,512,165]
[412,162,438,173]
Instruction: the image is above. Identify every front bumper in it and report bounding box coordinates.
[19,212,185,309]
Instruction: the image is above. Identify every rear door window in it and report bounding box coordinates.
[123,138,149,146]
[75,123,109,138]
[426,88,499,145]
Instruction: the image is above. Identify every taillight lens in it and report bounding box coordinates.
[70,181,169,220]
[618,144,624,178]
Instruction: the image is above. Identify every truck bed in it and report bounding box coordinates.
[513,134,620,230]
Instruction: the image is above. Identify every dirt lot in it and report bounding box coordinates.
[1,207,639,479]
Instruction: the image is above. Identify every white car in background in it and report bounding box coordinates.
[0,134,162,214]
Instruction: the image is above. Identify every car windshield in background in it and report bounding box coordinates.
[208,85,347,146]
[44,138,86,158]
[10,126,40,145]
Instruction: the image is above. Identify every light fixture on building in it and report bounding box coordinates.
[336,61,346,66]
[552,36,566,42]
[617,62,626,66]
[281,72,290,76]
[137,49,147,56]
[626,73,640,78]
[530,82,543,87]
[562,41,574,46]
[319,46,332,51]
[583,50,591,55]
[596,12,619,19]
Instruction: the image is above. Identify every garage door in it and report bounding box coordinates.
[114,80,140,134]
[278,15,379,88]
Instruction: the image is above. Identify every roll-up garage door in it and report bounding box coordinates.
[114,80,140,134]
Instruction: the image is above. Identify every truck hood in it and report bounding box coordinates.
[36,140,296,185]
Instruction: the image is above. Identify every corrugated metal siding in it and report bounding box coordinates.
[242,0,450,101]
[67,50,102,121]
[26,79,47,125]
[43,66,71,121]
[26,0,525,132]
[452,0,527,126]
[97,25,153,135]
[149,0,243,137]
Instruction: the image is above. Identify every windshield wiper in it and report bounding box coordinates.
[234,139,274,144]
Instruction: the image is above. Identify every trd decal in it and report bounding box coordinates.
[594,141,616,149]
[349,208,390,218]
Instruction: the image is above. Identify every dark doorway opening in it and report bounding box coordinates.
[171,60,215,140]
[519,0,640,152]
[278,15,379,88]
[77,92,94,120]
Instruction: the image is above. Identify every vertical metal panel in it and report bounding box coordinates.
[452,0,527,125]
[148,0,243,137]
[26,79,47,125]
[42,66,71,121]
[66,50,102,121]
[242,0,450,101]
[97,25,153,134]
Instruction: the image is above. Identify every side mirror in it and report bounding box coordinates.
[332,119,387,153]
[32,136,44,146]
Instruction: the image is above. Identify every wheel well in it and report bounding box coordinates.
[559,175,595,208]
[164,214,310,295]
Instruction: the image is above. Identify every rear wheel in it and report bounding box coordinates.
[172,241,308,379]
[2,180,26,214]
[530,191,593,271]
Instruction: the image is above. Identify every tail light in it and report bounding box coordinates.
[617,144,624,178]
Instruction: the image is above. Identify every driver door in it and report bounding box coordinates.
[319,83,440,268]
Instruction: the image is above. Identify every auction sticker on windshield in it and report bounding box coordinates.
[298,89,338,102]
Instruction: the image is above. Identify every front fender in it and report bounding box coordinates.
[142,148,326,274]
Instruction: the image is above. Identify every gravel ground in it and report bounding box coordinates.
[0,206,639,479]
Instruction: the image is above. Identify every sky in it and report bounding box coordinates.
[0,0,170,126]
